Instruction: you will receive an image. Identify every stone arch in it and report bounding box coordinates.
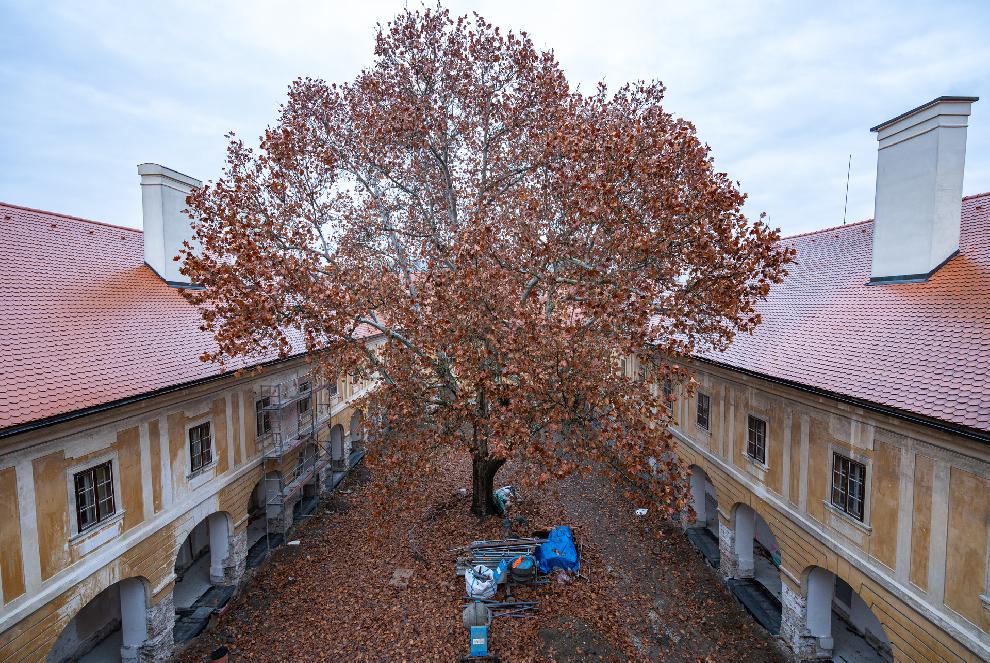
[47,575,170,662]
[683,464,721,568]
[728,503,783,572]
[717,502,785,636]
[687,464,718,531]
[173,510,242,609]
[245,475,269,554]
[330,424,346,467]
[789,565,893,662]
[349,409,365,453]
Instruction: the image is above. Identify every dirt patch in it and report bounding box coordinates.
[537,616,624,661]
[179,455,783,661]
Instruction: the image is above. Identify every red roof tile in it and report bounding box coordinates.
[699,192,990,435]
[0,203,376,434]
[3,194,988,436]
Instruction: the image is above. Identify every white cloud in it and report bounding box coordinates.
[1,0,988,234]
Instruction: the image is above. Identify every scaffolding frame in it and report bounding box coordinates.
[255,373,341,555]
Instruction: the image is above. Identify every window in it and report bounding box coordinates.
[696,392,710,431]
[663,380,673,413]
[831,453,866,521]
[74,461,115,533]
[619,357,628,378]
[255,397,272,438]
[189,422,213,473]
[746,415,766,464]
[637,362,649,383]
[297,381,312,416]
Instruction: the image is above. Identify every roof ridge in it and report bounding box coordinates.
[780,217,872,241]
[0,201,142,234]
[777,191,988,242]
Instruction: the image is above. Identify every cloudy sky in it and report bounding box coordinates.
[1,1,988,235]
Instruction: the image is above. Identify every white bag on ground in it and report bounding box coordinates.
[465,564,497,599]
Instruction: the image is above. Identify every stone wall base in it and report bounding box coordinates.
[779,582,832,660]
[213,529,247,585]
[122,592,174,663]
[718,521,739,580]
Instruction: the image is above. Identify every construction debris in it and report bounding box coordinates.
[454,537,546,576]
[534,526,579,574]
[389,567,414,590]
[465,565,498,599]
[177,454,784,662]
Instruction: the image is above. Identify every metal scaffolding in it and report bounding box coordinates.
[255,373,338,554]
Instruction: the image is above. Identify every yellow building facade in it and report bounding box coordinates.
[0,357,375,662]
[652,355,990,663]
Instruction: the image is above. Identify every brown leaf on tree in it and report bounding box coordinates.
[180,5,792,519]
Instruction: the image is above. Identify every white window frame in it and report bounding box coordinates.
[255,396,272,440]
[824,444,874,530]
[186,418,215,479]
[65,451,124,541]
[696,391,711,432]
[745,413,769,468]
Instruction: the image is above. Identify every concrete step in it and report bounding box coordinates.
[684,527,721,569]
[728,578,782,635]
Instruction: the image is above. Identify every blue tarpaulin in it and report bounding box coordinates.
[535,526,579,574]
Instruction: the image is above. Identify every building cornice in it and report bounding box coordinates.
[693,356,990,446]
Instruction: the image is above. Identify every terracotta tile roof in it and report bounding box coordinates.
[3,194,988,436]
[0,203,376,434]
[698,192,990,435]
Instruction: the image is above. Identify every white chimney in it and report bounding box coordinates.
[138,163,202,286]
[869,96,978,283]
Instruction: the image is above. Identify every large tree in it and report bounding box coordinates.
[182,7,791,517]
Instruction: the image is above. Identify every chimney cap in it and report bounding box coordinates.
[137,162,201,189]
[870,95,979,133]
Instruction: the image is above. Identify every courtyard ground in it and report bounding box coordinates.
[178,455,785,662]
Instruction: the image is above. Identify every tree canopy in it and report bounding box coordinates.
[182,6,792,516]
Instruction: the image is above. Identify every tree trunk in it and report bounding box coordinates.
[471,455,506,517]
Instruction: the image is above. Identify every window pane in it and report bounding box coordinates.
[747,416,766,463]
[849,460,866,520]
[76,462,115,530]
[831,453,867,521]
[95,468,111,499]
[256,398,271,435]
[849,495,862,519]
[189,423,211,471]
[696,394,710,430]
[79,502,96,529]
[75,471,96,530]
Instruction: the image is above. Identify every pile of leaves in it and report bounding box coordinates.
[178,453,783,661]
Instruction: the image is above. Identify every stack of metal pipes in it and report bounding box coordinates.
[469,538,541,567]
